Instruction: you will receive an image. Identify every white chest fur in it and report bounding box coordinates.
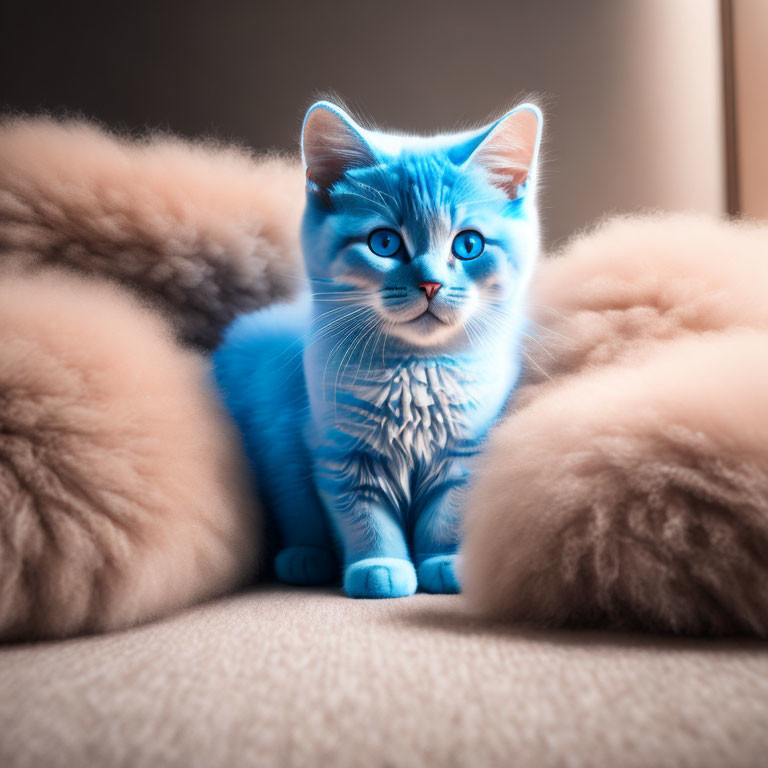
[337,360,477,463]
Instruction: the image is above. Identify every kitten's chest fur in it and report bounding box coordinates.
[306,343,512,511]
[337,359,478,464]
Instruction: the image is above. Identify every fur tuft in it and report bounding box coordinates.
[0,270,257,639]
[0,116,305,349]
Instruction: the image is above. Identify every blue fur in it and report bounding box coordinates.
[214,101,542,598]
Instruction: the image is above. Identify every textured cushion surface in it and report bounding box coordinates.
[1,588,766,768]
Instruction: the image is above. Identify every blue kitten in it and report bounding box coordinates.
[214,100,542,598]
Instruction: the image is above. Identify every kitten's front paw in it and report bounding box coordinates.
[343,558,417,599]
[274,546,337,585]
[417,555,460,594]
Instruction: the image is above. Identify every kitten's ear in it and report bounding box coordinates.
[301,101,377,193]
[466,103,542,199]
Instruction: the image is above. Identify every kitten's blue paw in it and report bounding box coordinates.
[343,558,417,599]
[274,546,337,586]
[417,555,460,594]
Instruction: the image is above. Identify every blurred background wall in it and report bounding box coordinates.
[0,0,726,249]
[732,0,768,219]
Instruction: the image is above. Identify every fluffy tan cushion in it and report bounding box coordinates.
[0,271,257,640]
[0,117,305,349]
[518,213,768,404]
[462,215,768,635]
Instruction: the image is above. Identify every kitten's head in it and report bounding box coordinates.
[300,100,543,351]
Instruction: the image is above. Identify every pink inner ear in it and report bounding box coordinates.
[302,107,375,192]
[471,108,540,199]
[489,165,531,198]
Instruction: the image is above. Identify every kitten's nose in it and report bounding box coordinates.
[418,282,442,300]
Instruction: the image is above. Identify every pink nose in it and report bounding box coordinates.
[418,282,442,300]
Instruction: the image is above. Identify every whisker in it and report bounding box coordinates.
[520,330,557,361]
[321,310,375,402]
[365,321,387,379]
[268,305,371,375]
[333,315,379,413]
[524,303,571,321]
[349,318,382,389]
[521,349,552,380]
[350,179,400,207]
[525,318,577,343]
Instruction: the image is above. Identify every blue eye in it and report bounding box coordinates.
[368,228,402,257]
[452,230,485,260]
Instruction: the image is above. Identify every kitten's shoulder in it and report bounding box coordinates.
[219,296,311,350]
[213,297,311,420]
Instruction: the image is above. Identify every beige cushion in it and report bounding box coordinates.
[2,588,767,767]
